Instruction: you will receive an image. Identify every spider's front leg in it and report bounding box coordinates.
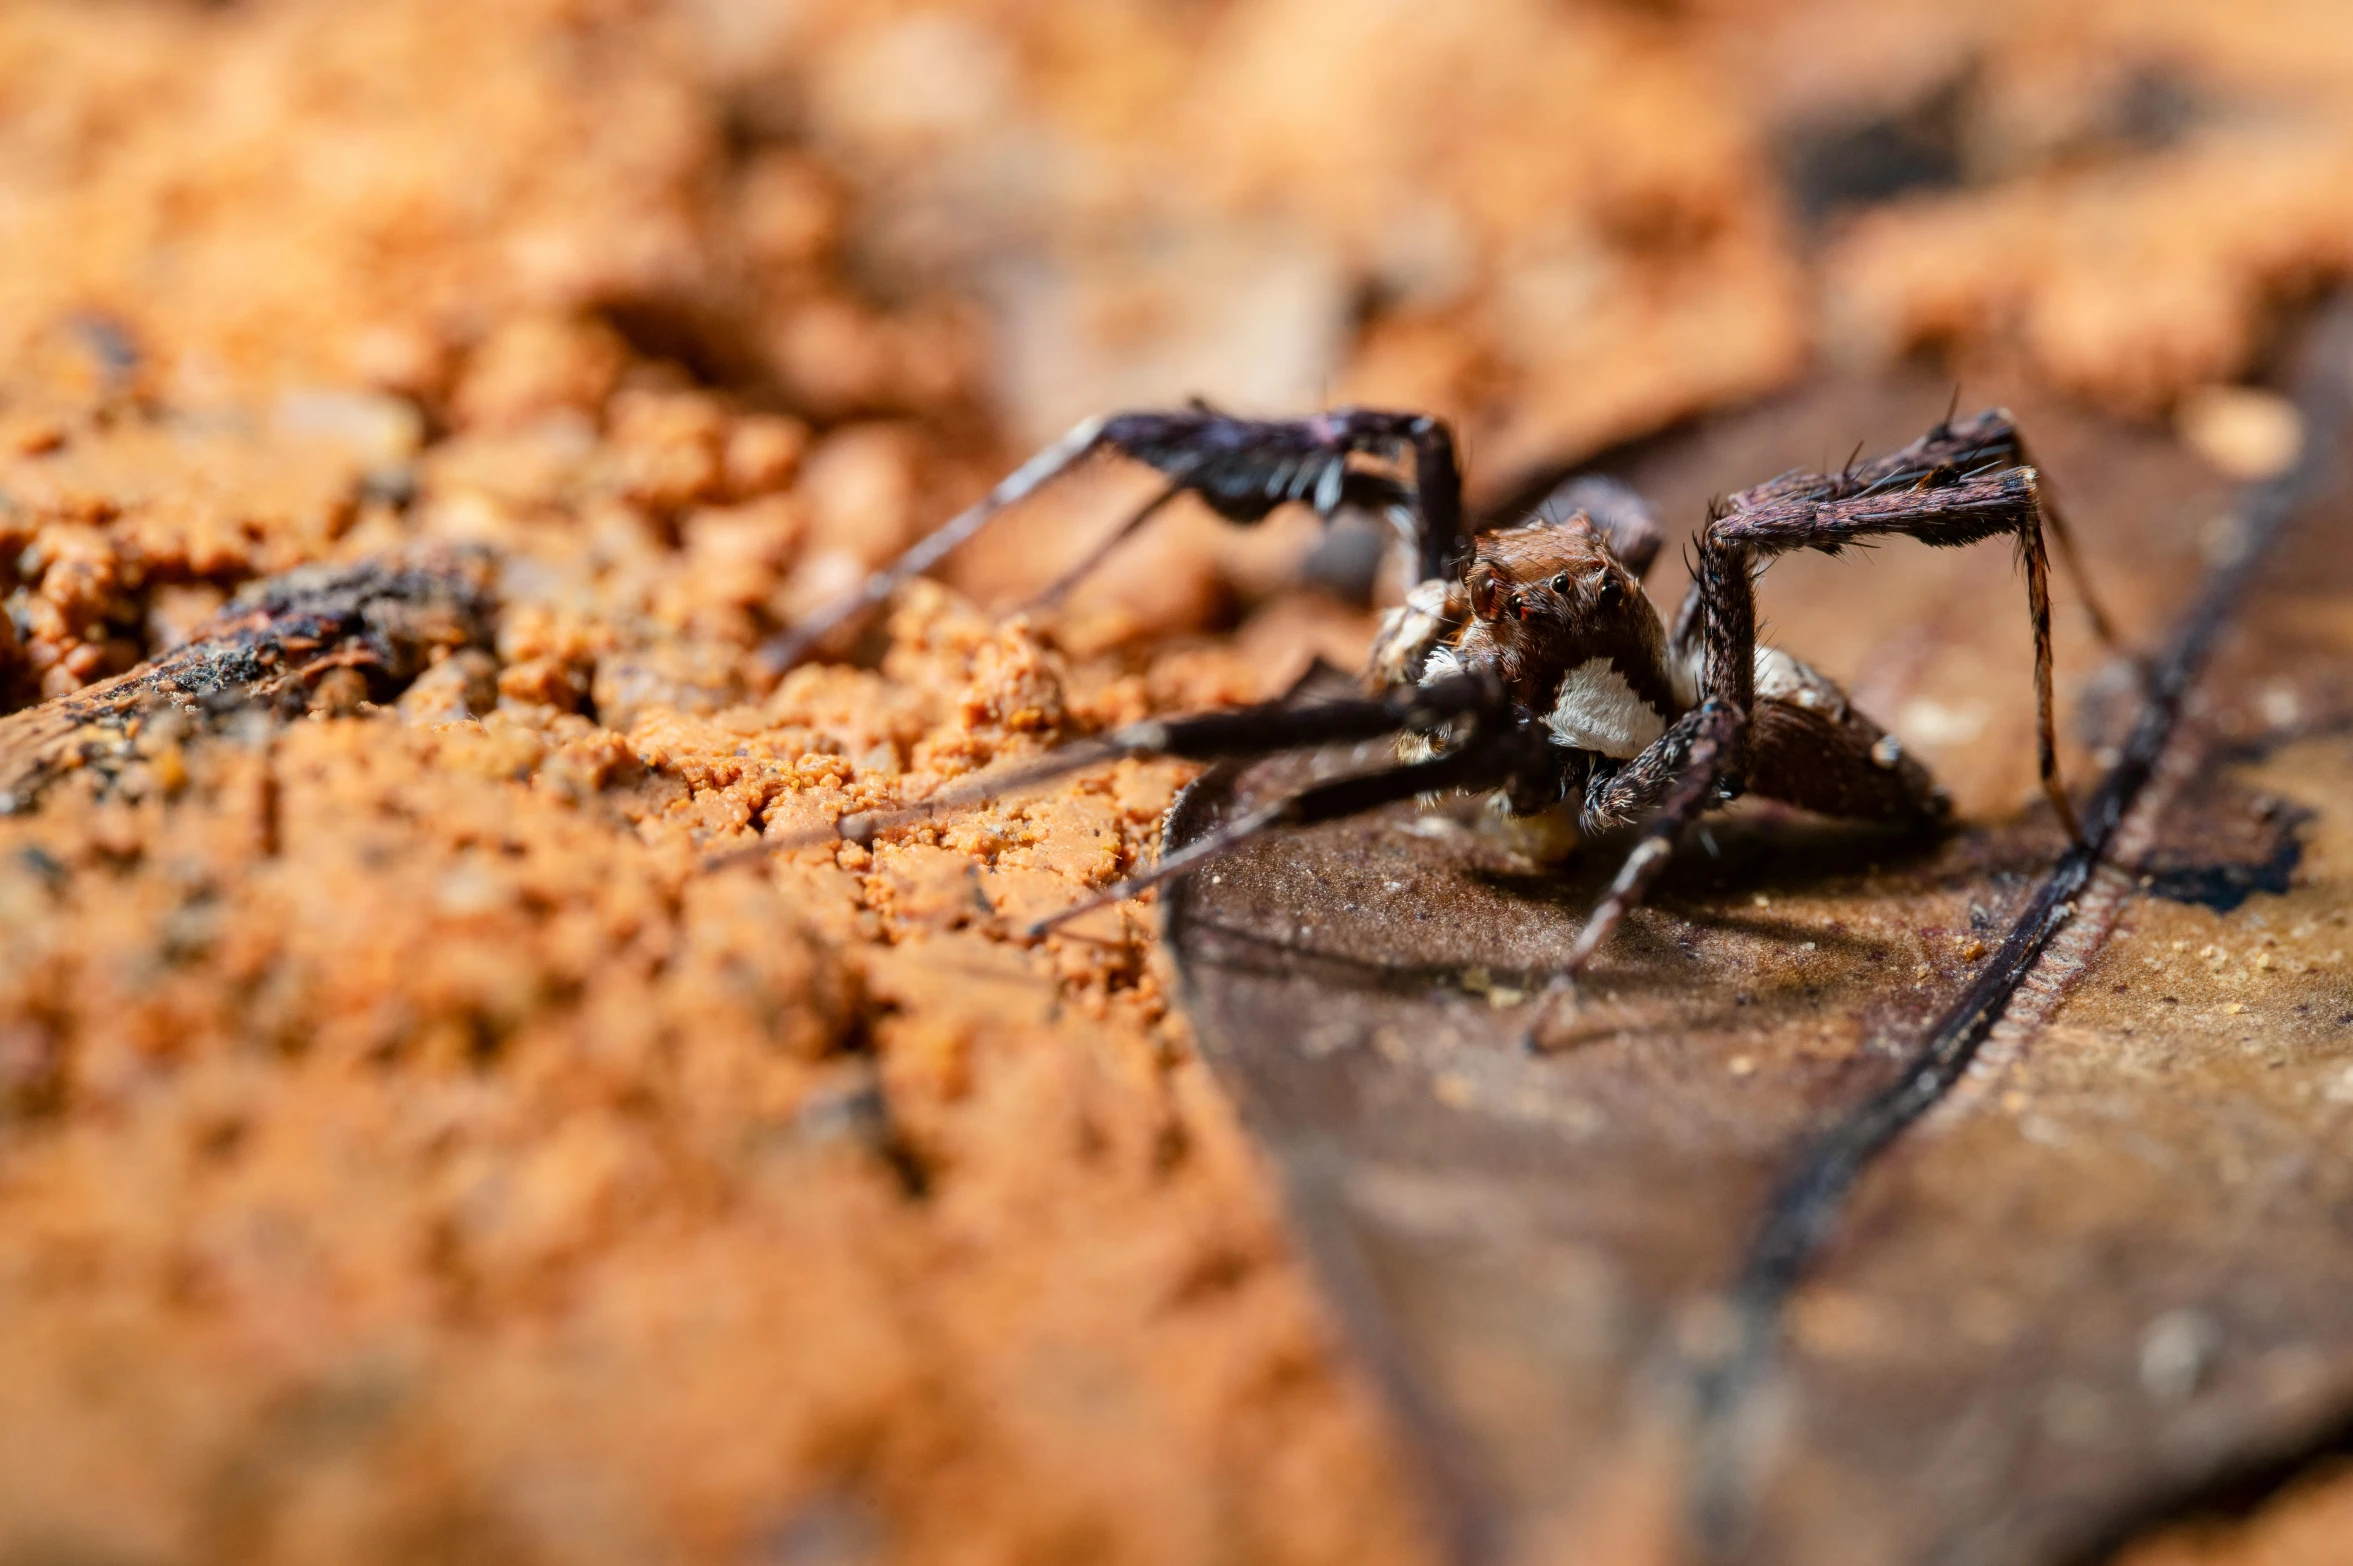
[759,404,1468,673]
[1527,412,2103,1043]
[1568,697,1750,952]
[1710,431,2084,839]
[1025,711,1550,937]
[742,667,1546,936]
[1523,537,1758,1049]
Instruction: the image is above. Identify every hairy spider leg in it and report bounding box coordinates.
[1532,416,2091,1035]
[1020,469,1419,615]
[760,406,1469,673]
[1524,698,1746,1049]
[722,672,1509,875]
[1930,416,2130,657]
[1099,405,1468,582]
[758,414,1112,672]
[1709,462,2080,840]
[1027,729,1538,936]
[1661,416,2085,828]
[2009,435,2128,654]
[1702,409,2128,656]
[1396,412,1468,582]
[1017,480,1183,611]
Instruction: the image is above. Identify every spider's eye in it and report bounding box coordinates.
[1549,574,1571,593]
[1469,569,1505,621]
[1595,574,1622,610]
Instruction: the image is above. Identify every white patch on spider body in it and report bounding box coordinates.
[1752,646,1848,718]
[1368,579,1459,687]
[1544,658,1669,758]
[1670,642,1703,711]
[1396,642,1467,764]
[1672,643,1849,720]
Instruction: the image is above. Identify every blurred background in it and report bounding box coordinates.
[8,0,2351,669]
[2,3,2351,1564]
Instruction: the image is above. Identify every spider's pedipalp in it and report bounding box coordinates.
[1525,697,1746,1051]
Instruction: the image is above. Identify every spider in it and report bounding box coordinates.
[763,401,2125,1043]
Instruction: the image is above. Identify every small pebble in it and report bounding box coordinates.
[2140,1309,2222,1402]
[2176,384,2303,479]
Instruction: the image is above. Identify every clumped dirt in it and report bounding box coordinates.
[3,2,2352,1563]
[0,589,1434,1566]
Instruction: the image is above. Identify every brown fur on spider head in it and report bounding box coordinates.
[1450,512,1677,722]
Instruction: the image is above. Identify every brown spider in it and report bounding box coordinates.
[762,402,2123,1040]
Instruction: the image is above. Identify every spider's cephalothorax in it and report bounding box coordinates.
[1439,516,1678,752]
[771,401,2124,1045]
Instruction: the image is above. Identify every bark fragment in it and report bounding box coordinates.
[0,551,496,811]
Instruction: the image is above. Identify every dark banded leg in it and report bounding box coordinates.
[1710,456,2083,840]
[2020,506,2077,838]
[1018,481,1182,611]
[2008,431,2128,655]
[760,415,1112,672]
[1578,703,1738,833]
[1525,700,1746,1051]
[719,671,1509,875]
[760,404,1470,673]
[1028,729,1533,936]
